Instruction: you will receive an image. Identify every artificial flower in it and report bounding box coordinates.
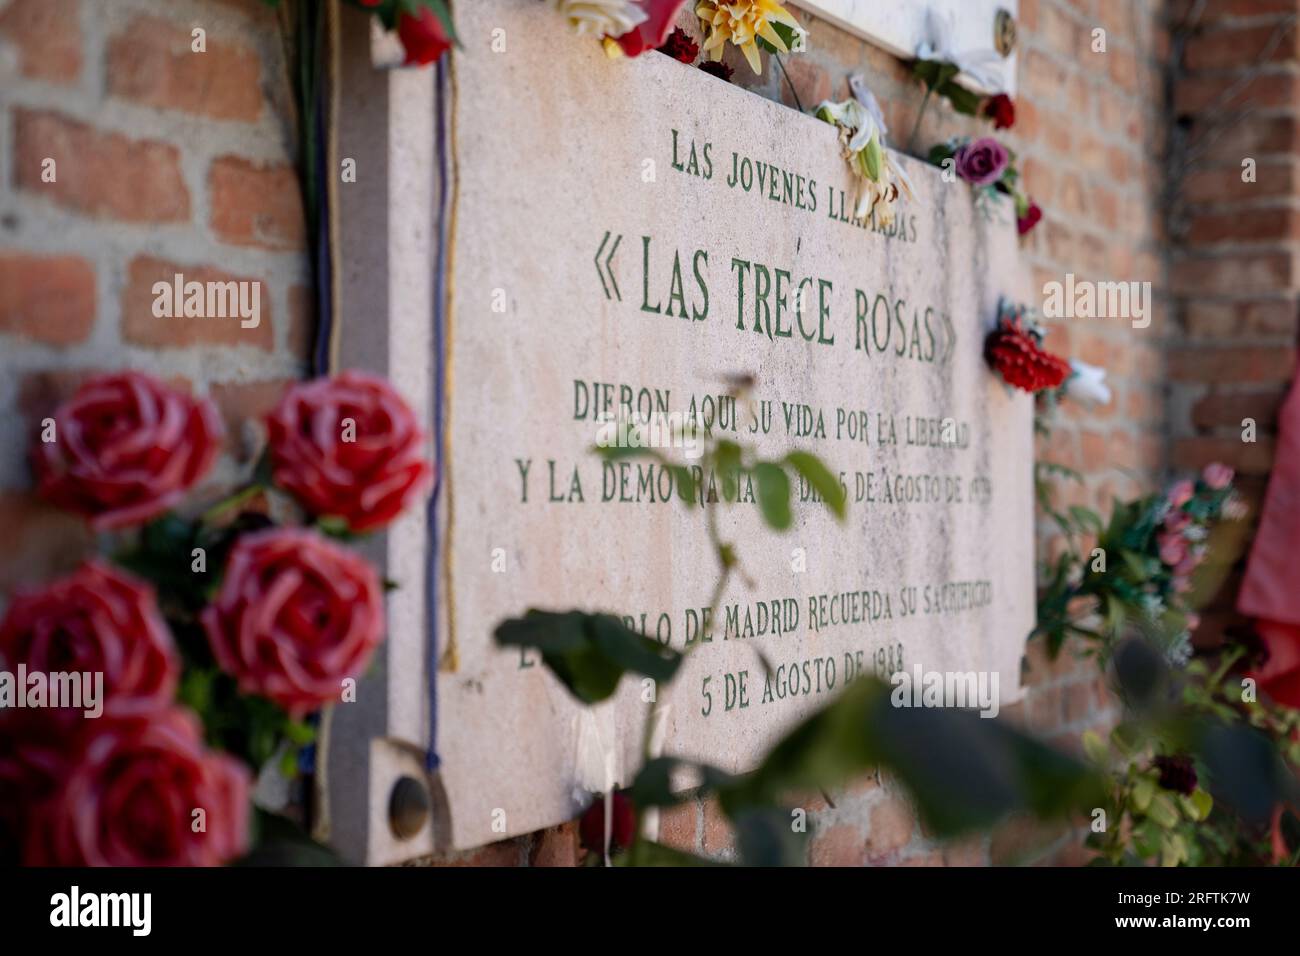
[696,0,802,75]
[915,8,1005,92]
[0,562,178,730]
[31,372,223,530]
[266,371,432,533]
[1167,479,1195,510]
[953,137,1009,186]
[1017,199,1043,235]
[1153,755,1198,795]
[397,6,452,65]
[816,81,916,226]
[606,0,689,57]
[1203,462,1234,490]
[1063,359,1112,407]
[201,528,386,718]
[554,0,648,38]
[983,305,1070,393]
[579,790,637,854]
[983,93,1015,129]
[658,25,700,63]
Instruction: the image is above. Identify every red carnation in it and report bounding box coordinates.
[201,528,385,717]
[611,0,689,57]
[0,562,178,731]
[699,60,734,82]
[31,372,222,530]
[984,316,1070,393]
[23,709,249,867]
[579,790,637,855]
[657,26,699,63]
[1017,200,1043,235]
[984,93,1016,130]
[397,6,452,66]
[266,371,431,533]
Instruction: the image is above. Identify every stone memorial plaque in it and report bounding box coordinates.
[332,0,1033,859]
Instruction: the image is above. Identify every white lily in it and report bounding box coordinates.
[915,8,1005,92]
[817,75,916,225]
[1064,359,1112,407]
[553,0,648,37]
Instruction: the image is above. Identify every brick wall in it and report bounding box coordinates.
[0,0,308,595]
[0,0,1278,866]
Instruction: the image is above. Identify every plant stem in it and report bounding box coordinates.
[201,483,267,524]
[774,53,803,113]
[907,84,934,155]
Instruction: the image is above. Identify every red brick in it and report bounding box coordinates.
[107,15,263,121]
[656,801,697,851]
[0,492,93,595]
[121,256,274,351]
[1171,435,1277,475]
[1167,345,1296,382]
[1185,23,1300,71]
[0,0,81,84]
[1175,71,1300,115]
[864,794,914,860]
[1183,298,1296,339]
[1183,159,1298,204]
[528,822,579,867]
[209,379,294,462]
[809,824,864,866]
[1169,252,1295,295]
[15,110,190,223]
[209,157,307,251]
[1191,389,1286,429]
[0,252,95,345]
[1187,206,1300,245]
[701,797,733,855]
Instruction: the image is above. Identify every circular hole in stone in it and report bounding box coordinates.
[388,775,430,840]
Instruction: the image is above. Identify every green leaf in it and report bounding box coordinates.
[494,610,682,705]
[785,451,847,520]
[861,134,884,182]
[939,80,982,116]
[1130,774,1155,812]
[733,806,807,866]
[1181,788,1213,822]
[753,462,792,530]
[1147,792,1180,828]
[1081,730,1109,765]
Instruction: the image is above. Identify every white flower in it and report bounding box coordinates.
[553,0,648,37]
[816,76,915,223]
[1165,631,1193,668]
[915,8,1005,92]
[1064,359,1112,407]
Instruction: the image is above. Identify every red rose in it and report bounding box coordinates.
[612,0,689,57]
[579,790,636,854]
[1017,200,1043,235]
[24,709,249,866]
[0,562,178,730]
[201,528,385,717]
[267,371,431,533]
[398,6,452,65]
[32,372,222,530]
[984,93,1015,130]
[1249,620,1300,709]
[0,723,69,864]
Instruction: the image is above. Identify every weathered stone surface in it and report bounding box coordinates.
[408,1,1032,850]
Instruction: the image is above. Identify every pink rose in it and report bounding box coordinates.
[267,371,432,533]
[0,562,178,731]
[611,0,690,56]
[1172,575,1192,594]
[1202,462,1234,490]
[1163,511,1191,534]
[1174,552,1200,578]
[954,137,1009,186]
[1167,479,1195,509]
[24,709,249,866]
[31,372,222,530]
[201,528,385,717]
[1158,532,1188,567]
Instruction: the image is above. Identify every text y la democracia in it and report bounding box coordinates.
[632,233,956,365]
[669,129,919,244]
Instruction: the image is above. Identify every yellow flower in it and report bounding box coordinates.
[696,1,801,75]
